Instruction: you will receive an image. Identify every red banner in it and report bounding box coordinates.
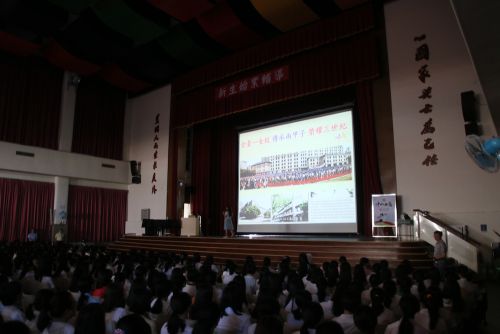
[215,65,289,100]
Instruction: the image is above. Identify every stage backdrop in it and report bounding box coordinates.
[169,3,382,236]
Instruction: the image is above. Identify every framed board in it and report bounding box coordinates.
[372,194,397,238]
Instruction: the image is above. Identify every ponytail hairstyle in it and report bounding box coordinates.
[38,291,75,332]
[299,302,323,334]
[370,287,385,317]
[398,295,420,334]
[167,292,192,334]
[291,290,312,320]
[423,287,443,330]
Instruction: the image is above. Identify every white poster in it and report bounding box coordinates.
[372,194,397,238]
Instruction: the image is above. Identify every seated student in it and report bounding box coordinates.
[222,261,238,286]
[0,282,25,322]
[38,291,76,334]
[0,321,31,334]
[248,296,281,334]
[384,295,426,334]
[353,306,377,334]
[293,302,324,334]
[414,288,447,334]
[116,314,152,334]
[160,292,194,334]
[255,316,284,334]
[127,287,156,334]
[215,282,251,334]
[103,284,128,334]
[25,289,54,333]
[370,288,395,333]
[74,303,105,334]
[333,290,360,334]
[316,321,344,334]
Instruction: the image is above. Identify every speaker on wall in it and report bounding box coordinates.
[130,160,141,184]
[461,91,480,136]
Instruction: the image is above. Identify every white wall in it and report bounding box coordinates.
[385,0,500,249]
[0,141,130,184]
[124,85,171,235]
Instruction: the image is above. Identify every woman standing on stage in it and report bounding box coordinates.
[223,207,234,238]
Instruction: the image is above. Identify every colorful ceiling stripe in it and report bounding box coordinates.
[91,0,167,45]
[99,64,152,92]
[197,1,263,50]
[249,0,320,32]
[43,39,100,75]
[335,0,369,10]
[0,31,40,56]
[157,25,218,67]
[0,0,375,93]
[47,0,97,14]
[148,0,214,22]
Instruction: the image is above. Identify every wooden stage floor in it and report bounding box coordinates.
[108,235,433,269]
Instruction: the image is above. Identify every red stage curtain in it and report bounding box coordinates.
[173,2,375,95]
[172,34,378,128]
[356,82,382,236]
[0,178,54,241]
[72,78,126,160]
[191,122,238,236]
[0,54,63,149]
[67,185,127,242]
[189,84,381,237]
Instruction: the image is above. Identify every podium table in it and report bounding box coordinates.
[181,217,200,236]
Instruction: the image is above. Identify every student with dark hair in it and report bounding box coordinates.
[103,283,127,334]
[127,287,156,334]
[298,302,323,334]
[384,295,425,334]
[215,281,251,334]
[353,305,377,334]
[0,281,25,322]
[25,289,54,333]
[333,288,360,334]
[255,315,284,334]
[116,314,152,334]
[414,288,446,333]
[74,303,105,334]
[369,288,395,334]
[316,320,344,334]
[160,292,193,334]
[38,291,76,334]
[190,284,219,331]
[284,289,312,334]
[0,321,31,334]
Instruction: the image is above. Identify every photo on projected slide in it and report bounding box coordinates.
[237,109,357,232]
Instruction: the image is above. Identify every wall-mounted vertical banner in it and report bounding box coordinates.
[372,194,397,238]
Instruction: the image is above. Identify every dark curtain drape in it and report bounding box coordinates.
[0,178,54,241]
[189,84,381,236]
[356,82,382,236]
[72,78,126,160]
[0,54,63,149]
[67,185,127,242]
[191,122,238,236]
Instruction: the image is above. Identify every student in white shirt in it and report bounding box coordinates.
[0,281,25,322]
[39,291,76,334]
[160,292,194,334]
[414,288,447,333]
[215,282,251,334]
[333,290,359,334]
[385,295,426,334]
[370,288,395,334]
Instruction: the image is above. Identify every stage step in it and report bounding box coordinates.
[108,236,433,269]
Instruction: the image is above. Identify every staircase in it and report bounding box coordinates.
[108,235,433,269]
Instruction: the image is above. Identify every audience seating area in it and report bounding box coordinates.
[0,240,487,334]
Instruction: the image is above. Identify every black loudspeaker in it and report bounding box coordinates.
[461,91,480,135]
[130,161,141,184]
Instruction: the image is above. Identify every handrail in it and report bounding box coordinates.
[413,209,480,272]
[413,209,482,247]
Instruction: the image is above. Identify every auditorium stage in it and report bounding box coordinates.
[108,235,433,269]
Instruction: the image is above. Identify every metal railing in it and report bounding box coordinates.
[413,209,480,272]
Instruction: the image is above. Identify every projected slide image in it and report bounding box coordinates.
[237,110,358,234]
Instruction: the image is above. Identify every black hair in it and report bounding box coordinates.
[255,315,284,334]
[37,291,75,332]
[370,287,385,317]
[300,302,323,334]
[398,295,420,334]
[127,287,152,315]
[103,283,126,312]
[168,292,192,334]
[316,321,344,334]
[354,305,377,334]
[116,314,151,334]
[74,303,105,334]
[0,321,30,334]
